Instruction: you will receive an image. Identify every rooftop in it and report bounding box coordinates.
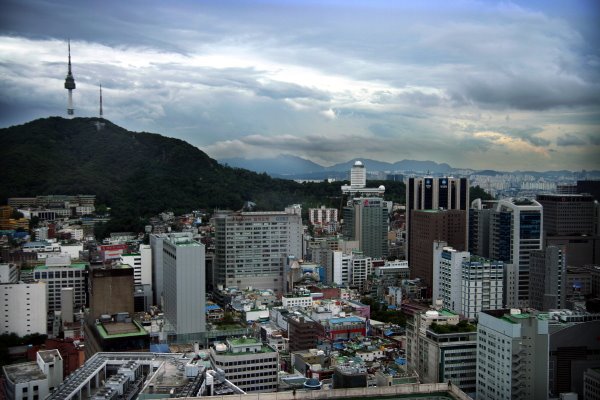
[3,362,46,384]
[330,316,364,324]
[38,349,61,363]
[438,309,458,317]
[34,262,87,271]
[96,320,148,339]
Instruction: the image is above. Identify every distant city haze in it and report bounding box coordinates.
[0,0,598,171]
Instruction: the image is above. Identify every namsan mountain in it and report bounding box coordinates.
[0,117,406,231]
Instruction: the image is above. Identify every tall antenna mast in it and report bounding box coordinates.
[95,83,106,131]
[99,84,103,118]
[64,39,76,116]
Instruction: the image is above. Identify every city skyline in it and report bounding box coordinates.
[1,0,599,171]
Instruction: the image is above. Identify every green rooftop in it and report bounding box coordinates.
[96,320,148,339]
[34,262,88,271]
[438,309,457,317]
[229,337,260,346]
[510,312,531,319]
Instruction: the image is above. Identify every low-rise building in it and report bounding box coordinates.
[208,337,279,393]
[2,349,62,400]
[406,308,476,394]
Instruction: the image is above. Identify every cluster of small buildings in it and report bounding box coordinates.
[1,167,600,399]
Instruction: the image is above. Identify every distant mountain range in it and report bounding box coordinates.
[221,156,454,179]
[220,155,597,180]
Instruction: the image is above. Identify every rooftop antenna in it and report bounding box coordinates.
[95,83,106,131]
[64,39,76,117]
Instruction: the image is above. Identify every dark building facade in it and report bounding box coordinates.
[89,265,134,321]
[342,197,389,258]
[537,194,599,267]
[287,314,323,352]
[577,180,600,201]
[409,209,467,288]
[529,246,566,311]
[406,177,468,264]
[549,319,600,397]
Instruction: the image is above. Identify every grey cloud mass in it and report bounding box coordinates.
[0,0,599,171]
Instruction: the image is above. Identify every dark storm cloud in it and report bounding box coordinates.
[453,74,600,111]
[1,0,600,171]
[556,133,588,147]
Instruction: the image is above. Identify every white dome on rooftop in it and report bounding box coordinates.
[354,160,363,166]
[379,185,385,190]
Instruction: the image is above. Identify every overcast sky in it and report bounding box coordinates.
[1,0,599,171]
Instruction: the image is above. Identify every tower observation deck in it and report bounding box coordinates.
[64,40,76,116]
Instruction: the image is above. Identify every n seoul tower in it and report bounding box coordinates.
[64,39,76,116]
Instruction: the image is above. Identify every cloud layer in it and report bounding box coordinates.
[1,0,599,171]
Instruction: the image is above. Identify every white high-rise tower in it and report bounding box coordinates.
[350,160,366,188]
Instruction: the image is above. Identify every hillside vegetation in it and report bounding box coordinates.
[0,117,406,231]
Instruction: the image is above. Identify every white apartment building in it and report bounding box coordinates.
[309,205,338,226]
[0,281,47,336]
[162,235,206,336]
[433,242,470,313]
[209,338,279,393]
[332,251,374,290]
[213,209,303,293]
[350,254,373,291]
[332,251,352,287]
[32,255,88,313]
[477,309,549,400]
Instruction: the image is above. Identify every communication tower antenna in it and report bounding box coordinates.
[64,39,76,116]
[95,83,106,131]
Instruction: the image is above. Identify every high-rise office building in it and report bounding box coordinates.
[536,194,598,266]
[162,235,206,337]
[461,256,504,320]
[547,313,600,397]
[577,180,600,201]
[491,198,542,307]
[406,177,469,264]
[477,309,549,400]
[213,209,302,293]
[529,246,566,311]
[149,232,193,307]
[342,197,390,258]
[469,199,495,257]
[410,209,466,288]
